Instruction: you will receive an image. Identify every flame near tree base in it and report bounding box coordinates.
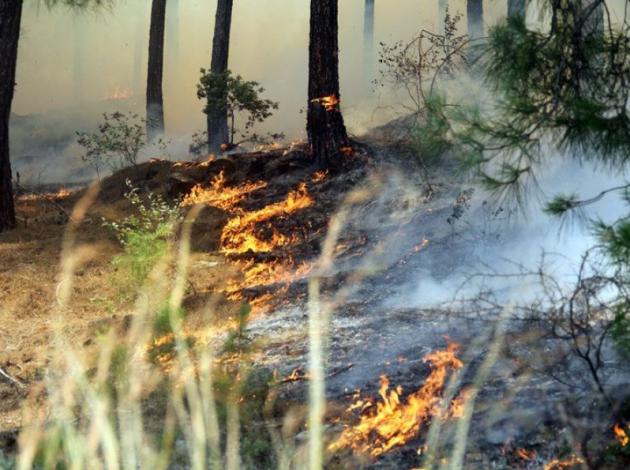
[329,342,466,458]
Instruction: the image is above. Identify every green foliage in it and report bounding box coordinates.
[611,303,630,359]
[410,93,452,167]
[197,69,279,147]
[77,112,145,178]
[103,181,181,290]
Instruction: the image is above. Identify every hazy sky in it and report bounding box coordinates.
[14,0,507,139]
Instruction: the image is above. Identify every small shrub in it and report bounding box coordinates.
[103,181,182,291]
[197,69,280,149]
[77,112,146,178]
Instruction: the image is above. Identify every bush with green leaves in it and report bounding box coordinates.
[77,112,145,178]
[197,70,280,149]
[103,181,182,290]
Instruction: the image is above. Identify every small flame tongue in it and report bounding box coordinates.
[329,342,464,457]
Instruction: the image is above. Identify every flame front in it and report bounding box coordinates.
[183,174,314,314]
[182,170,267,211]
[220,182,314,255]
[329,343,464,457]
[543,455,583,470]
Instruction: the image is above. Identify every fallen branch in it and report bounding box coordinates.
[0,366,25,389]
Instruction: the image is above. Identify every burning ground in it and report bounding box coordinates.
[1,136,630,469]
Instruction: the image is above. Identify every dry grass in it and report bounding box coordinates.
[0,190,242,436]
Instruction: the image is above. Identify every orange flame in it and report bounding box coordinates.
[220,182,313,255]
[312,170,328,183]
[183,174,314,314]
[329,343,464,457]
[516,448,536,461]
[105,86,131,101]
[181,171,267,211]
[311,95,340,112]
[614,423,629,447]
[543,455,583,470]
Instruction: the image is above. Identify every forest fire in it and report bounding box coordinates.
[329,343,464,458]
[311,94,340,112]
[312,169,328,183]
[104,85,132,101]
[614,423,629,447]
[182,172,315,313]
[220,182,314,255]
[516,448,536,461]
[543,455,584,470]
[181,170,267,211]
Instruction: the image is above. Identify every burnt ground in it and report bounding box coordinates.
[1,136,630,468]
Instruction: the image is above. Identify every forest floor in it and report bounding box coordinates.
[1,134,628,468]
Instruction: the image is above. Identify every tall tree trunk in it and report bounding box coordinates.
[146,0,167,141]
[207,0,234,153]
[467,0,483,39]
[363,0,375,81]
[307,0,350,168]
[507,0,526,17]
[0,0,22,232]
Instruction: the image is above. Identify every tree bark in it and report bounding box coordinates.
[307,0,350,168]
[467,0,483,39]
[146,0,167,141]
[207,0,234,153]
[363,0,375,81]
[0,0,23,232]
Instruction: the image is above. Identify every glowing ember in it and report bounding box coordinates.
[311,94,340,112]
[516,448,536,461]
[543,455,583,470]
[340,146,353,156]
[283,367,310,382]
[614,423,629,447]
[414,238,429,252]
[329,343,464,457]
[105,86,132,101]
[312,170,328,183]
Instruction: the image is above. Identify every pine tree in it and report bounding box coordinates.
[207,0,234,153]
[0,0,23,231]
[307,0,350,168]
[146,0,167,140]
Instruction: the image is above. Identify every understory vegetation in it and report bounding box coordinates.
[4,2,630,469]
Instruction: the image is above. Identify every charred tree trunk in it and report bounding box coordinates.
[363,0,375,81]
[507,0,526,17]
[0,0,22,232]
[467,0,483,39]
[307,0,350,168]
[207,0,234,153]
[146,0,167,141]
